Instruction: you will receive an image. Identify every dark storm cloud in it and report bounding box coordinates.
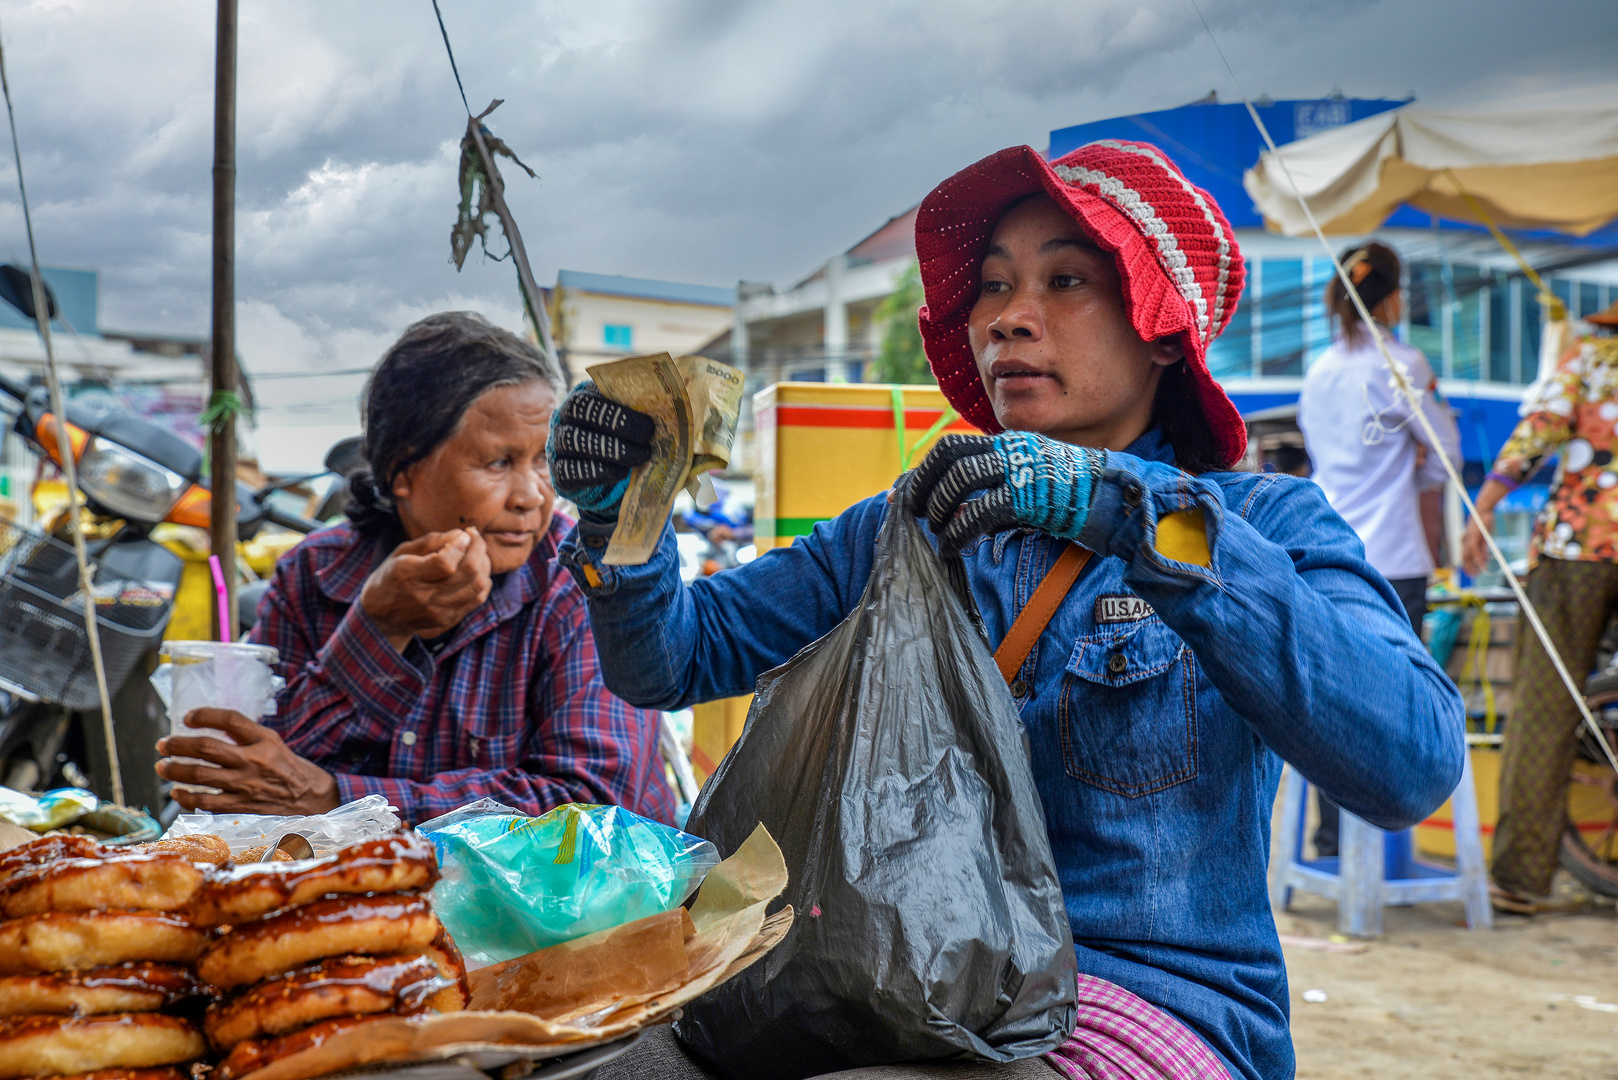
[0,0,1612,381]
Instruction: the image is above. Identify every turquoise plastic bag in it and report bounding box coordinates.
[416,799,720,965]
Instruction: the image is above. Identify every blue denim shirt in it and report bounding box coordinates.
[559,428,1465,1080]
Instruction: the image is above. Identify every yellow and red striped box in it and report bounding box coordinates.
[679,384,978,779]
[754,383,979,552]
[1415,744,1615,860]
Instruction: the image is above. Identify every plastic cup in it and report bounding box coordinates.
[151,641,282,794]
[156,640,282,724]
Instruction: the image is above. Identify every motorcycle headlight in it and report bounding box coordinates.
[77,438,189,522]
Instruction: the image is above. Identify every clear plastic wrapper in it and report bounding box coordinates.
[161,793,402,857]
[0,785,98,831]
[417,799,720,966]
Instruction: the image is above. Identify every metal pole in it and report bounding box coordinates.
[209,0,238,641]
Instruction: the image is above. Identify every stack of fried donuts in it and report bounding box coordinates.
[0,833,227,1080]
[191,831,467,1080]
[0,829,468,1080]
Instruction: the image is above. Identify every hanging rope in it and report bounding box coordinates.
[0,16,123,804]
[1459,598,1499,735]
[888,386,960,474]
[199,389,251,435]
[430,0,472,117]
[1188,0,1618,776]
[1443,168,1567,322]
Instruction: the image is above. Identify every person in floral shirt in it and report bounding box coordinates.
[1463,300,1618,913]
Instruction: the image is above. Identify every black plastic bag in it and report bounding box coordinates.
[675,482,1077,1080]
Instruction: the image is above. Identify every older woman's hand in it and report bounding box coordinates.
[156,709,340,815]
[360,528,492,651]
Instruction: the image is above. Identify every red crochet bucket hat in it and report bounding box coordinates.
[915,141,1248,467]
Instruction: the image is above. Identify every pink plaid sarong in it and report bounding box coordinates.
[1042,974,1232,1080]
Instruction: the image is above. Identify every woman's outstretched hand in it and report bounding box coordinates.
[547,381,655,522]
[912,433,1102,554]
[361,528,491,651]
[156,709,339,815]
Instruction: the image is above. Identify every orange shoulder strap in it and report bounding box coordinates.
[992,542,1092,684]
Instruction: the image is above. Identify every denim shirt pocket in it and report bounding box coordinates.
[1058,619,1199,797]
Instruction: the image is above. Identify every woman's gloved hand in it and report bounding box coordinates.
[911,432,1103,554]
[547,382,655,520]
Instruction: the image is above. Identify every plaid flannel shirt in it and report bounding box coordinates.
[246,514,675,826]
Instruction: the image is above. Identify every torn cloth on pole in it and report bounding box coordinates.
[449,99,567,384]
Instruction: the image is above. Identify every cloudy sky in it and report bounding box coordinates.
[0,0,1613,467]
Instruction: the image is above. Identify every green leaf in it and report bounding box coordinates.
[867,260,933,385]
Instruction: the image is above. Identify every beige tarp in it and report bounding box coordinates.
[1244,84,1618,237]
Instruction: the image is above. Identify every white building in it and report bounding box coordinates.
[544,270,735,378]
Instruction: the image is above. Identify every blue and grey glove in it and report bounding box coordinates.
[548,382,655,521]
[911,432,1103,554]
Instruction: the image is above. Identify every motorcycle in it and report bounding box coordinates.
[0,373,324,814]
[236,436,360,632]
[1563,663,1618,898]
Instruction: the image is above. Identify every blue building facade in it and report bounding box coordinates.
[0,266,99,334]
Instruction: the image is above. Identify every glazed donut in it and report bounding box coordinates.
[0,1013,205,1079]
[1,853,207,918]
[215,1015,390,1080]
[236,844,294,864]
[415,928,469,1013]
[188,833,438,926]
[203,953,448,1052]
[132,834,232,865]
[195,894,440,989]
[0,962,205,1017]
[49,1070,188,1080]
[0,912,208,976]
[0,835,107,885]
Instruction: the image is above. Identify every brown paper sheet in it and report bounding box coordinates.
[0,821,37,850]
[250,823,791,1080]
[466,906,695,1020]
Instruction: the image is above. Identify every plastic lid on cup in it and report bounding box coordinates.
[158,640,280,666]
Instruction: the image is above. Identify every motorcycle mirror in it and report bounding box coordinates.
[322,435,366,477]
[0,264,58,323]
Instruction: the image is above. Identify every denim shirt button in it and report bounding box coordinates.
[1122,483,1145,507]
[1009,677,1030,698]
[1108,652,1128,674]
[586,535,607,549]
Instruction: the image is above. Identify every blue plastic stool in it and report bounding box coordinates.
[1269,757,1492,937]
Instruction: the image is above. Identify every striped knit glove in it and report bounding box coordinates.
[912,432,1103,554]
[548,382,654,521]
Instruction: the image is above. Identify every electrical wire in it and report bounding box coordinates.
[0,15,123,804]
[1188,0,1618,776]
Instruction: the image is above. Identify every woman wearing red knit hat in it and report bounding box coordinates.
[555,142,1464,1080]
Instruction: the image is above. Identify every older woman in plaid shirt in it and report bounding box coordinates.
[156,313,674,826]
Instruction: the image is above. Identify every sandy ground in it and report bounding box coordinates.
[1278,879,1618,1079]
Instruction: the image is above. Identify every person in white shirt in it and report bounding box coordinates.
[1300,242,1460,622]
[1298,242,1461,854]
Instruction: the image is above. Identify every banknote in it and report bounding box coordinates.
[587,352,743,565]
[676,354,745,482]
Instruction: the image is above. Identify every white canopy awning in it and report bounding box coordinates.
[1244,84,1618,237]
